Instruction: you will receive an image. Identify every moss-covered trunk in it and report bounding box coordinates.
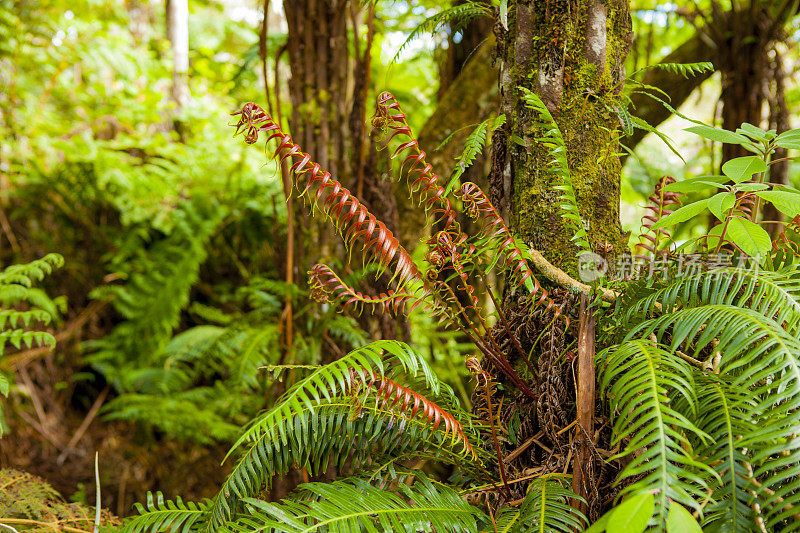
[494,0,631,273]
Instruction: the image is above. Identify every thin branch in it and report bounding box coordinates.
[527,248,619,303]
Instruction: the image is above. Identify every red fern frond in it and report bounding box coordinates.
[456,182,562,323]
[308,263,424,316]
[372,92,458,230]
[457,182,534,286]
[636,175,681,255]
[351,369,478,459]
[232,103,425,289]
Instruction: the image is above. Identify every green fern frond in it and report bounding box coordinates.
[208,341,472,529]
[629,305,800,529]
[210,396,478,529]
[598,339,712,521]
[618,265,800,335]
[632,61,714,79]
[445,115,506,194]
[391,3,491,64]
[492,474,586,532]
[123,491,210,533]
[0,253,63,286]
[222,475,485,533]
[0,254,63,436]
[694,375,757,531]
[519,87,590,252]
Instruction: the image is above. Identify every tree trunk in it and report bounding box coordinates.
[498,0,631,273]
[166,0,189,107]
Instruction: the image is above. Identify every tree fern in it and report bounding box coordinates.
[519,87,590,252]
[222,474,485,533]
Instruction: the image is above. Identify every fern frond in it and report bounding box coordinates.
[0,254,63,436]
[628,305,800,529]
[694,375,758,531]
[354,369,477,459]
[618,265,800,335]
[123,492,210,533]
[446,115,505,194]
[372,92,460,231]
[208,341,473,528]
[390,3,491,65]
[308,263,423,316]
[631,61,714,79]
[222,475,485,533]
[598,339,712,520]
[0,253,64,286]
[492,474,587,533]
[232,103,425,291]
[635,175,682,256]
[519,87,590,252]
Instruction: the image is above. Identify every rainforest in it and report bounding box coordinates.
[3,1,800,531]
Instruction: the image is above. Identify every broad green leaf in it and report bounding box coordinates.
[499,0,508,29]
[736,123,771,142]
[651,199,709,230]
[607,493,654,533]
[755,190,800,218]
[721,156,767,183]
[775,139,800,150]
[0,373,7,397]
[705,223,724,250]
[662,175,727,193]
[726,217,771,259]
[775,129,800,150]
[708,192,736,221]
[737,183,769,192]
[685,125,748,145]
[584,511,611,533]
[666,503,702,533]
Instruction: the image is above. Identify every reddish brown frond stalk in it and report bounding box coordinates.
[636,175,681,255]
[352,369,478,460]
[232,102,425,289]
[372,92,458,231]
[457,182,562,324]
[466,355,511,497]
[308,263,424,316]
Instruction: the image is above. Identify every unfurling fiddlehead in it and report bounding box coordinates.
[232,102,425,290]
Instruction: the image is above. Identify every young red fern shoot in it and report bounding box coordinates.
[232,102,425,291]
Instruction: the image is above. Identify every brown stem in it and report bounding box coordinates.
[482,376,511,498]
[572,294,596,515]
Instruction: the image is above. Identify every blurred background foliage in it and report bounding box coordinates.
[0,0,799,519]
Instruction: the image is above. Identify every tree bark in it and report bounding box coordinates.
[499,0,631,273]
[166,0,189,107]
